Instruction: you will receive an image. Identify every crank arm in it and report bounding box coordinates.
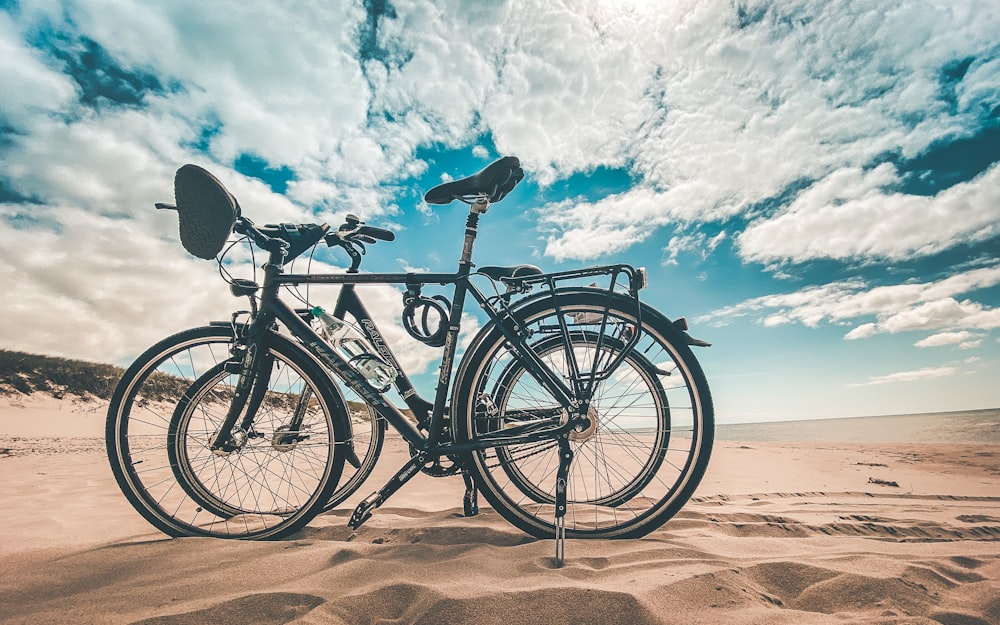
[348,452,427,529]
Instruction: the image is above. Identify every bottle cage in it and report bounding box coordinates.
[402,295,450,347]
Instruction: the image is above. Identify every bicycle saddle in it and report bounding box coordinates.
[168,164,240,260]
[423,156,524,205]
[478,264,543,282]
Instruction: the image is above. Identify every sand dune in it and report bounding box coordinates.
[1,398,999,625]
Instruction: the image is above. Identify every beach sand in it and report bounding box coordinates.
[1,395,998,624]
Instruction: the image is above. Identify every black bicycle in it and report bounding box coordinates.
[106,156,714,562]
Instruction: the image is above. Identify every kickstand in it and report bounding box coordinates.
[461,469,479,517]
[554,436,573,567]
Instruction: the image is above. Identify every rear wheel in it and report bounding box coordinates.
[454,291,714,539]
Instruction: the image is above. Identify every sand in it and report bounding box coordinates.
[1,395,998,625]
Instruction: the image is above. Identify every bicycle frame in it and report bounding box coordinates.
[210,197,651,478]
[268,271,588,455]
[213,205,594,459]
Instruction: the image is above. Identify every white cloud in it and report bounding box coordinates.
[541,191,663,261]
[1,0,999,371]
[844,323,877,340]
[663,230,727,266]
[532,0,1000,261]
[699,263,1000,338]
[914,331,984,348]
[0,13,78,127]
[483,1,656,183]
[0,203,234,362]
[880,298,1000,334]
[74,1,372,168]
[849,366,957,386]
[738,163,1000,264]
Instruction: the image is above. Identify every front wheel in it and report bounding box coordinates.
[453,290,714,539]
[106,326,347,539]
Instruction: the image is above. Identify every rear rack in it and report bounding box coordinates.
[517,263,647,298]
[489,264,649,397]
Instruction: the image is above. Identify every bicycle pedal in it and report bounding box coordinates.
[348,493,380,529]
[463,490,479,517]
[462,470,479,517]
[348,509,373,530]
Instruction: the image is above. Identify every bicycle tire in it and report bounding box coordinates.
[453,289,714,540]
[106,326,349,538]
[321,394,385,512]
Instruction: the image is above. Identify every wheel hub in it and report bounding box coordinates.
[211,427,248,456]
[569,404,599,442]
[272,425,303,452]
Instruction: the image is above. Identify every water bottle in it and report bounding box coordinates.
[312,306,396,391]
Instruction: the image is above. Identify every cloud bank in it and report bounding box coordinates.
[0,0,998,373]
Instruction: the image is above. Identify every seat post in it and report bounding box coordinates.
[459,197,488,268]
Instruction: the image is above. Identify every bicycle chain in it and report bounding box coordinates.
[485,438,561,470]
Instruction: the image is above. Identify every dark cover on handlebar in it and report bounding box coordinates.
[173,164,239,260]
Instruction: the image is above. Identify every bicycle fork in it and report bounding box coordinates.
[209,342,272,454]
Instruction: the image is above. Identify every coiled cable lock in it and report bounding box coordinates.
[402,287,450,347]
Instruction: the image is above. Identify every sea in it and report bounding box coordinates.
[715,408,1000,444]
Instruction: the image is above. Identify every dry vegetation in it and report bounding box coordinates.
[0,350,124,400]
[0,349,394,420]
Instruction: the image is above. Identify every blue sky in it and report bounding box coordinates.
[1,0,998,423]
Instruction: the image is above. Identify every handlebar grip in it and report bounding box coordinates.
[357,225,395,241]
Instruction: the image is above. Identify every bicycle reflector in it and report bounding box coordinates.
[636,267,649,290]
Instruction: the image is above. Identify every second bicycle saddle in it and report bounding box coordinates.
[423,156,524,205]
[167,164,240,260]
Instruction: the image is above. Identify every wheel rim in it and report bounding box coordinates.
[486,339,669,507]
[167,359,335,524]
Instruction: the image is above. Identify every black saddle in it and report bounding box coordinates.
[424,156,524,205]
[478,264,543,282]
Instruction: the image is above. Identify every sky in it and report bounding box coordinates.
[1,0,998,424]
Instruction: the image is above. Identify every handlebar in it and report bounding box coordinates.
[230,213,394,268]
